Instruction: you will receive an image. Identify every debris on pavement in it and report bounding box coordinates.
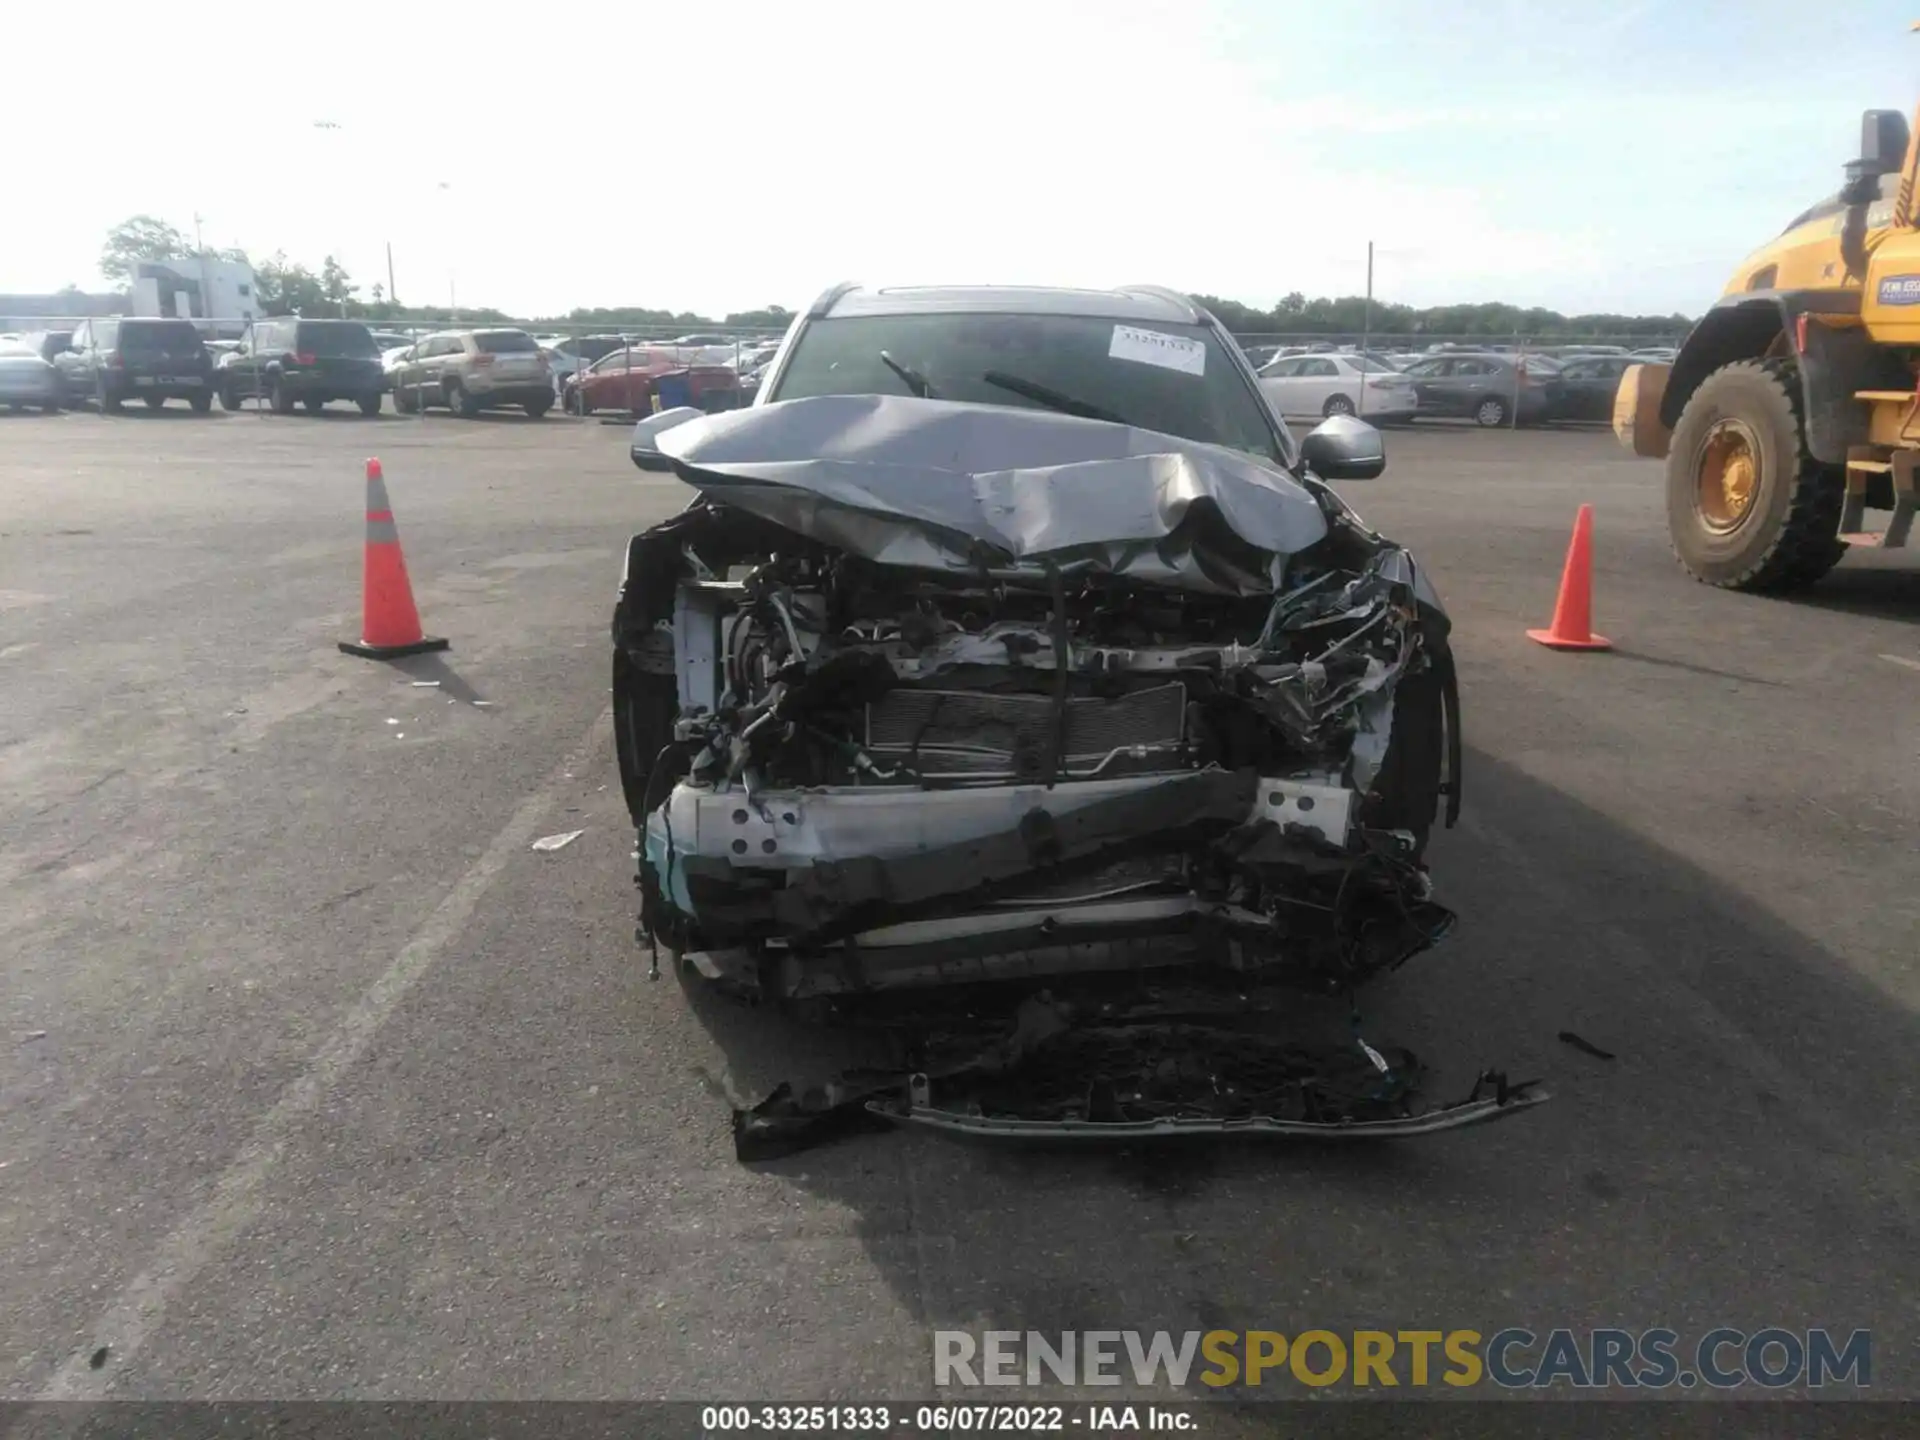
[89,1346,109,1370]
[411,680,441,688]
[22,1030,47,1042]
[531,829,585,852]
[728,989,1546,1159]
[1558,1030,1618,1061]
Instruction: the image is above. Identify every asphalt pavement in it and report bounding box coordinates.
[1,406,1917,1405]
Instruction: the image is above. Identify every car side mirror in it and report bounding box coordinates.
[630,406,706,472]
[1299,414,1386,481]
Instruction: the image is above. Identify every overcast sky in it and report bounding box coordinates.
[6,0,1917,318]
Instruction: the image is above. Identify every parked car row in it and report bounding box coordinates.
[1251,345,1655,427]
[5,316,1647,431]
[0,315,764,421]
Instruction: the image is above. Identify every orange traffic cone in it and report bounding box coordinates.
[338,458,449,660]
[1527,503,1612,651]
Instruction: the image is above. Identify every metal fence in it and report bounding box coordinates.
[1229,330,1687,356]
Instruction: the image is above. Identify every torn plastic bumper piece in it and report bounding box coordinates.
[870,1070,1549,1143]
[733,1081,897,1162]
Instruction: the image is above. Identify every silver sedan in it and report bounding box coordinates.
[0,349,62,413]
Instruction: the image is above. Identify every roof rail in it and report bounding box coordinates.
[807,282,861,319]
[1122,285,1203,322]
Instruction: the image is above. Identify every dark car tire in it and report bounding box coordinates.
[219,383,242,411]
[43,395,62,414]
[445,379,477,418]
[189,391,212,414]
[1322,394,1355,419]
[144,394,165,410]
[393,384,418,415]
[1473,395,1509,428]
[304,397,325,414]
[1664,358,1845,593]
[97,377,122,413]
[359,392,383,417]
[271,378,295,415]
[524,398,550,419]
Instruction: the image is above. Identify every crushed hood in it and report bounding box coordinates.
[652,394,1331,595]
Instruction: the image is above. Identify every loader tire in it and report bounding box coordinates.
[1665,358,1845,593]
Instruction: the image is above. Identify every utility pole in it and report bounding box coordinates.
[1358,240,1374,416]
[437,181,456,325]
[386,242,397,311]
[193,212,213,331]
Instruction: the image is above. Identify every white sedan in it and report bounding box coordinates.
[1258,353,1417,423]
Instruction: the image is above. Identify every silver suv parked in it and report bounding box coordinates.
[390,329,553,418]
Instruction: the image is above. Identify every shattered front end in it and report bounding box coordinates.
[611,396,1542,1150]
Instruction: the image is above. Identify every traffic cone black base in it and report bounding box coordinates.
[337,635,450,660]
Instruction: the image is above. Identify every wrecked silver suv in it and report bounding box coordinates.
[612,286,1543,1155]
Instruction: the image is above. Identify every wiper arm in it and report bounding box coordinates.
[878,350,936,398]
[981,369,1127,426]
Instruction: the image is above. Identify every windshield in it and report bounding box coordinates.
[770,312,1289,465]
[298,322,379,358]
[475,330,538,354]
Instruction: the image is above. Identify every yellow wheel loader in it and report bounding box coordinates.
[1616,102,1920,591]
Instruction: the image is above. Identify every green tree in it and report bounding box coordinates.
[320,255,357,316]
[255,253,327,316]
[1190,294,1269,332]
[722,305,794,330]
[99,215,191,285]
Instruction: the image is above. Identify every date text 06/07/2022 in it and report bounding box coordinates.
[699,1404,1195,1433]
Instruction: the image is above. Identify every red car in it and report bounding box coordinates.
[564,346,740,415]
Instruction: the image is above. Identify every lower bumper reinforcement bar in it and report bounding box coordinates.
[869,1071,1549,1143]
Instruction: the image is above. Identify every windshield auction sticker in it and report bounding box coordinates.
[1108,325,1206,376]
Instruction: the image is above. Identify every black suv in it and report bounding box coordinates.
[55,318,213,413]
[217,319,385,415]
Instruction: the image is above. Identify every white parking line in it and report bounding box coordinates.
[39,705,614,1400]
[1878,653,1920,673]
